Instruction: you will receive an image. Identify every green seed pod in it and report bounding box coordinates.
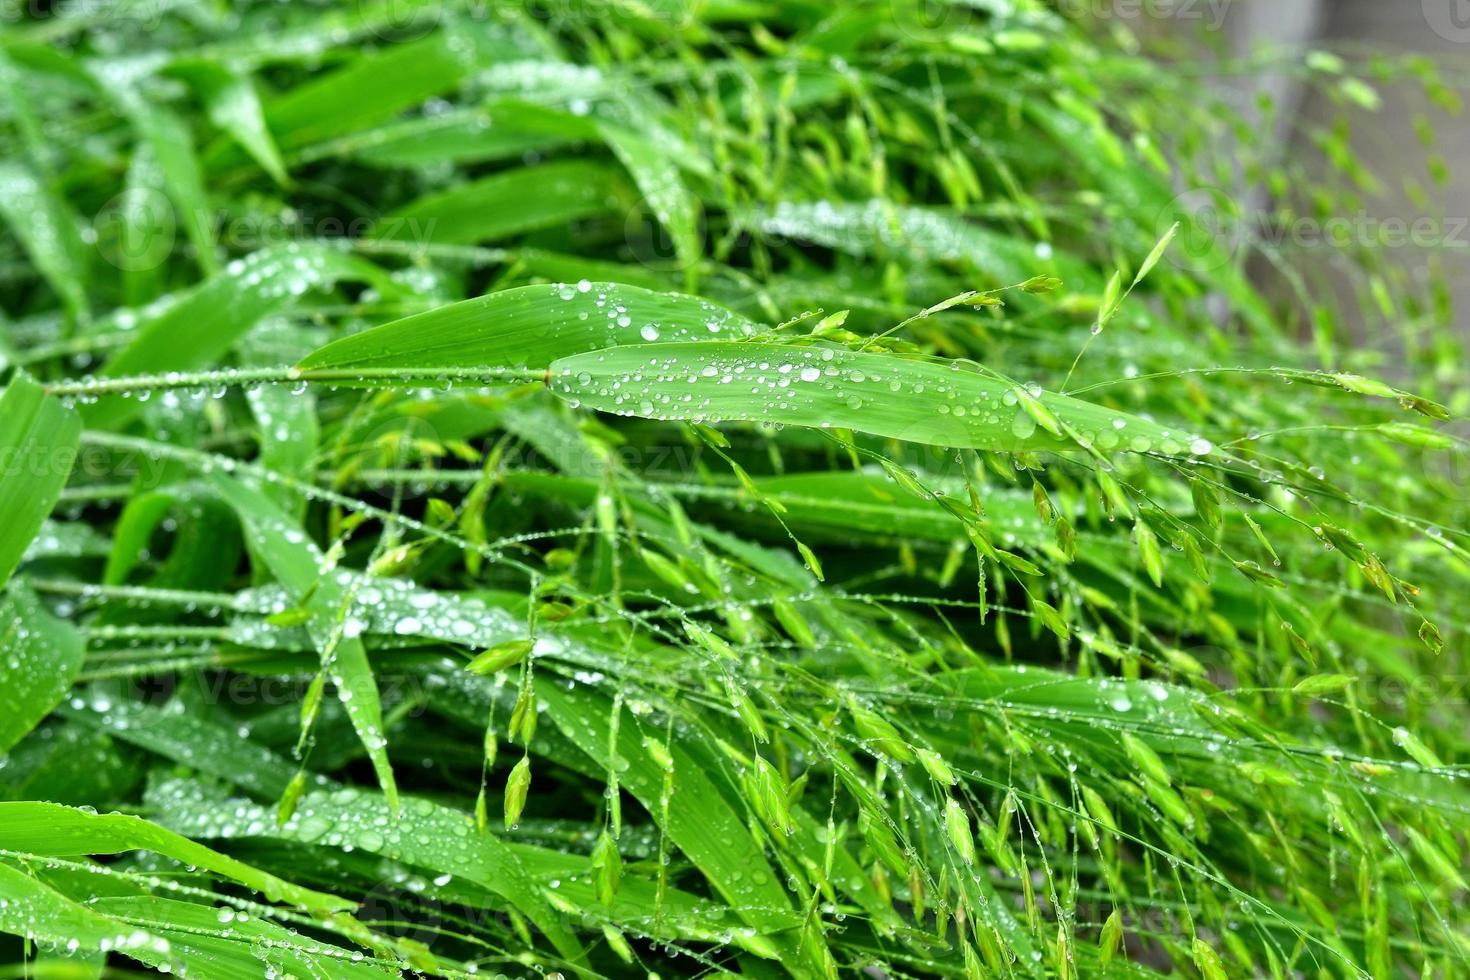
[503,755,531,830]
[465,638,534,675]
[846,697,915,762]
[944,798,976,865]
[591,829,622,907]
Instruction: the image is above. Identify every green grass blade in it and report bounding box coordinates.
[0,161,89,325]
[599,123,703,290]
[258,29,515,152]
[146,776,585,961]
[114,98,219,277]
[550,342,1211,455]
[170,60,290,186]
[0,802,353,913]
[91,897,401,978]
[84,244,388,429]
[535,682,804,956]
[0,373,81,588]
[376,159,633,246]
[348,99,594,168]
[209,473,400,811]
[296,281,757,374]
[0,863,176,972]
[0,586,84,754]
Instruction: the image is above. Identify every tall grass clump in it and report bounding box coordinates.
[1,1,1467,977]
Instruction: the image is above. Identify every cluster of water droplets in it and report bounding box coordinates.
[552,344,1216,457]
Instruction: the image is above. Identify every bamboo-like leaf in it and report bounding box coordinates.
[92,897,401,978]
[144,776,585,959]
[170,60,289,185]
[599,122,702,288]
[0,863,177,972]
[209,473,399,811]
[549,342,1213,455]
[296,281,757,374]
[0,802,352,913]
[84,243,389,428]
[146,772,756,955]
[0,586,84,754]
[0,161,89,323]
[375,159,633,246]
[258,25,534,152]
[112,95,219,276]
[749,199,1053,282]
[0,373,81,588]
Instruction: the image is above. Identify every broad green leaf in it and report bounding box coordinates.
[257,25,537,152]
[147,771,767,953]
[62,698,312,800]
[0,586,84,754]
[209,473,399,811]
[0,862,176,972]
[146,777,584,960]
[0,865,392,977]
[112,142,171,306]
[599,122,702,289]
[549,342,1213,455]
[0,802,352,913]
[296,281,757,374]
[104,493,241,601]
[348,100,592,169]
[748,199,1050,283]
[0,373,81,588]
[102,490,184,585]
[84,243,389,429]
[92,897,400,979]
[72,700,732,956]
[0,161,89,324]
[170,60,289,185]
[114,96,219,276]
[375,159,633,246]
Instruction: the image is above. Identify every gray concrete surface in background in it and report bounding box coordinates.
[1271,1,1470,348]
[1133,1,1470,349]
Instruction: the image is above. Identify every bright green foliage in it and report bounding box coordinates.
[0,2,1467,978]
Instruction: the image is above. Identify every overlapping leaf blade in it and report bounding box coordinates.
[549,341,1211,454]
[297,281,758,374]
[0,373,81,587]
